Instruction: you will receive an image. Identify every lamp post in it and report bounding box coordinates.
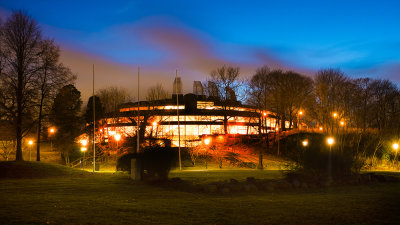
[327,137,335,181]
[302,139,308,147]
[392,142,399,168]
[80,139,88,168]
[114,134,121,160]
[80,146,87,169]
[204,137,211,170]
[49,127,55,151]
[28,140,33,161]
[298,110,303,131]
[332,112,338,134]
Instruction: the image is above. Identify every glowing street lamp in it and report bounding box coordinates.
[333,112,338,118]
[327,137,335,180]
[203,137,212,169]
[81,139,88,146]
[302,139,308,147]
[327,137,335,147]
[80,146,87,169]
[49,127,56,151]
[114,134,121,159]
[28,140,33,161]
[340,121,345,126]
[393,143,399,168]
[204,137,211,146]
[393,143,399,151]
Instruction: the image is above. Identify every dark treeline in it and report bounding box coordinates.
[246,67,400,136]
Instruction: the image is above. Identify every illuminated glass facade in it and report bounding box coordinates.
[100,94,278,147]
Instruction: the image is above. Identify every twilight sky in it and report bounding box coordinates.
[1,0,399,101]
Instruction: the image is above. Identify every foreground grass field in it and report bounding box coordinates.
[1,162,400,224]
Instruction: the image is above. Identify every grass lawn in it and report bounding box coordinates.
[1,162,400,224]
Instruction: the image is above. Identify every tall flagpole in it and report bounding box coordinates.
[93,64,96,172]
[176,69,182,170]
[137,67,140,153]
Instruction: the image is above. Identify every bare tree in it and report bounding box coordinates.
[0,11,42,160]
[204,65,243,134]
[97,86,132,113]
[34,39,75,161]
[313,69,350,134]
[146,83,169,102]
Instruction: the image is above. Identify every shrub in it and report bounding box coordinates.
[280,132,365,179]
[117,146,177,181]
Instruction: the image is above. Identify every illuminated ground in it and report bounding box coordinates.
[0,162,399,224]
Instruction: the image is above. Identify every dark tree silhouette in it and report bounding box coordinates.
[0,11,42,161]
[50,84,82,165]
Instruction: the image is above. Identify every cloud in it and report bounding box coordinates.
[58,16,302,101]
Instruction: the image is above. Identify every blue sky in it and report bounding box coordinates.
[1,0,399,99]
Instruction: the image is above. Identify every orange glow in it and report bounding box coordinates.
[81,139,88,146]
[114,134,121,141]
[263,112,267,116]
[28,140,33,145]
[319,127,323,131]
[302,140,308,147]
[81,147,87,152]
[299,111,303,115]
[49,127,56,134]
[340,121,345,126]
[333,112,338,118]
[393,143,399,151]
[204,138,211,145]
[152,121,158,126]
[327,137,335,145]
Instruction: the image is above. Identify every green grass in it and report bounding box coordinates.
[0,162,400,224]
[0,161,91,179]
[170,169,284,184]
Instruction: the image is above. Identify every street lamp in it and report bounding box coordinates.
[327,137,335,181]
[28,140,33,161]
[114,134,121,160]
[49,127,56,151]
[302,139,308,147]
[80,146,87,169]
[298,110,303,130]
[204,137,211,169]
[393,142,399,168]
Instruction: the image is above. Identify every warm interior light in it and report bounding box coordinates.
[340,121,345,126]
[81,147,87,152]
[393,143,399,151]
[28,140,33,145]
[302,140,308,147]
[327,137,335,145]
[49,128,55,133]
[319,127,323,131]
[152,121,158,126]
[333,113,338,118]
[299,111,303,115]
[263,112,267,116]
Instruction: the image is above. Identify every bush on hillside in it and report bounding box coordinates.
[280,132,365,180]
[117,146,177,181]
